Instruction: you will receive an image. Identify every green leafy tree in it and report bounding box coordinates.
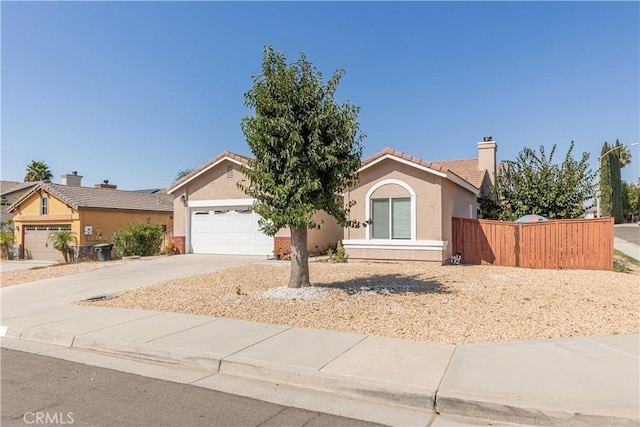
[0,220,14,260]
[175,168,193,182]
[623,179,640,220]
[112,222,163,257]
[47,230,77,263]
[599,140,632,223]
[240,46,365,288]
[24,160,53,182]
[494,142,595,221]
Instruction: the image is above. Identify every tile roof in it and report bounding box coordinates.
[168,150,252,193]
[362,147,486,189]
[1,181,42,196]
[9,182,173,213]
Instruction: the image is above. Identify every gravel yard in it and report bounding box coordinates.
[81,260,639,344]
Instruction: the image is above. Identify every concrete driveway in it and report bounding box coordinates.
[0,260,58,272]
[1,254,267,319]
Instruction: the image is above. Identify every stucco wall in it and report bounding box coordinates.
[440,180,478,257]
[79,209,173,245]
[346,247,445,262]
[343,159,443,241]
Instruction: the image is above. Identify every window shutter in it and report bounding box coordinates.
[392,198,411,239]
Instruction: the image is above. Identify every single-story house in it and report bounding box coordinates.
[9,172,173,261]
[167,152,344,256]
[342,139,497,262]
[168,138,496,262]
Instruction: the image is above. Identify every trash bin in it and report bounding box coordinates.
[94,243,113,261]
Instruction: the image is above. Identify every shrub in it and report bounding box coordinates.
[332,241,348,263]
[613,258,630,273]
[48,230,77,263]
[160,243,179,255]
[112,222,163,257]
[0,229,14,260]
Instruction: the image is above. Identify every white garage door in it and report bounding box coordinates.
[24,224,71,261]
[191,207,273,255]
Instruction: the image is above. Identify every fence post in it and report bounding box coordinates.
[514,224,520,267]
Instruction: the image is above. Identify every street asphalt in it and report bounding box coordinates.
[1,348,381,427]
[1,254,638,426]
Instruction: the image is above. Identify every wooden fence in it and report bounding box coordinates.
[451,217,614,270]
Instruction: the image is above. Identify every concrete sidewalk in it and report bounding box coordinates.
[2,256,639,426]
[615,237,640,261]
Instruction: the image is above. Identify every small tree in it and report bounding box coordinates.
[494,142,595,221]
[600,140,632,223]
[112,222,163,257]
[48,230,77,263]
[623,179,640,220]
[0,220,14,260]
[240,46,365,288]
[25,160,53,182]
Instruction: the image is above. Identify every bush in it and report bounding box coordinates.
[112,222,163,257]
[160,243,180,255]
[332,241,348,263]
[613,258,630,273]
[0,229,14,260]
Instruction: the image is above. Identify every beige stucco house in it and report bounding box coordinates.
[168,152,344,256]
[342,139,497,262]
[9,173,173,261]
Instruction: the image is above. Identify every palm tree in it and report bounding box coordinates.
[48,230,77,263]
[24,160,53,182]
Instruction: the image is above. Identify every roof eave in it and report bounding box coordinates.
[167,155,248,194]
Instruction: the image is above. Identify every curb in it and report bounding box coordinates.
[436,393,640,427]
[6,328,640,427]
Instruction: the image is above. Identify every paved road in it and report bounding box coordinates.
[615,224,640,246]
[1,349,382,427]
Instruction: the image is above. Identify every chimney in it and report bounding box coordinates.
[478,136,497,187]
[95,179,117,190]
[61,171,83,187]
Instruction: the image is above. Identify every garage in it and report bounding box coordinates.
[190,207,273,255]
[23,224,71,261]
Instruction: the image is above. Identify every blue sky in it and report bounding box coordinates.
[2,1,639,191]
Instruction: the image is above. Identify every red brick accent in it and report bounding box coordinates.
[274,236,291,254]
[168,236,185,254]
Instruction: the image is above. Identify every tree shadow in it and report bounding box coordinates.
[314,273,451,295]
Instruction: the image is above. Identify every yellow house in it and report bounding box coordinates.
[9,176,173,261]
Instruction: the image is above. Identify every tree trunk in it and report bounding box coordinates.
[288,227,310,288]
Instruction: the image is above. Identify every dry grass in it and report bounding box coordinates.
[82,260,640,344]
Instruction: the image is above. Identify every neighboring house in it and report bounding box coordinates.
[1,180,42,224]
[167,152,344,256]
[342,139,497,262]
[9,172,173,261]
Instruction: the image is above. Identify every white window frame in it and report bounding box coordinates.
[40,197,48,215]
[370,197,412,240]
[365,179,416,241]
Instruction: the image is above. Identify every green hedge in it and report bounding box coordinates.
[112,222,163,257]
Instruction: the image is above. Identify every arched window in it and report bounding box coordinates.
[365,179,416,241]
